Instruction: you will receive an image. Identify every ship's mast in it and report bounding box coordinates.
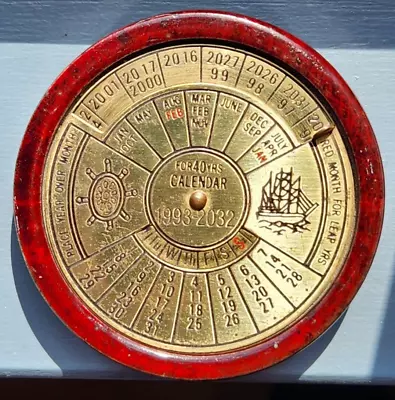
[287,168,293,213]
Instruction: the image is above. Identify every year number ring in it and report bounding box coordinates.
[14,10,384,379]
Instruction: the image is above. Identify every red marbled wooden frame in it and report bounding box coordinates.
[13,10,384,379]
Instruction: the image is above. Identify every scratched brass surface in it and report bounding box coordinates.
[41,44,356,353]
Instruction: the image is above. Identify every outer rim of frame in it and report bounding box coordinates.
[13,10,385,380]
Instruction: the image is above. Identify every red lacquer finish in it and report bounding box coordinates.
[14,11,384,379]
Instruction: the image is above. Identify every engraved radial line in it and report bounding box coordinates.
[235,123,277,162]
[228,240,239,257]
[240,227,259,246]
[212,248,219,268]
[114,72,134,101]
[131,265,164,328]
[73,126,152,175]
[92,135,152,174]
[222,105,250,153]
[205,90,220,147]
[95,252,145,303]
[123,118,163,161]
[133,224,151,238]
[205,273,218,344]
[152,100,176,152]
[266,75,286,103]
[228,267,259,333]
[245,143,304,175]
[170,272,185,342]
[156,53,167,88]
[68,231,136,269]
[80,103,107,124]
[291,105,319,127]
[132,225,153,251]
[234,54,247,87]
[183,90,191,147]
[248,255,296,310]
[199,46,203,82]
[72,113,106,131]
[129,264,163,328]
[259,236,323,277]
[171,272,186,342]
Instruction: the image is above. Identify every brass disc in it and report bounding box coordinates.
[41,44,356,354]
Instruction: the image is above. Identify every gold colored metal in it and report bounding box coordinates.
[189,190,208,211]
[145,148,250,250]
[41,44,356,354]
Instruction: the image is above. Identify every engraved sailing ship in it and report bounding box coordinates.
[256,169,318,234]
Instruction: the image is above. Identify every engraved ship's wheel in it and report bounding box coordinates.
[14,11,384,379]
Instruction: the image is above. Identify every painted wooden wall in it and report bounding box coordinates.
[1,0,395,382]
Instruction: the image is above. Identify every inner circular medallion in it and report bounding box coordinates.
[147,148,250,249]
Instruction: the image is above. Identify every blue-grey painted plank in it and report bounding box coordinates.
[0,0,394,48]
[0,4,395,382]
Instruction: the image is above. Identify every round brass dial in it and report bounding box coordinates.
[41,44,356,354]
[146,148,249,250]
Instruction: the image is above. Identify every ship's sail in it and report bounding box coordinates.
[257,169,317,222]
